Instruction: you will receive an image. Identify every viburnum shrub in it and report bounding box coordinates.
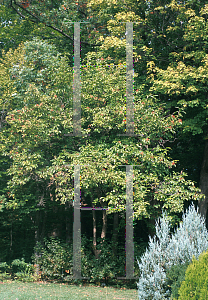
[137,203,208,300]
[178,250,208,300]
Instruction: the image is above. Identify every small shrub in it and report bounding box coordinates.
[11,258,35,282]
[0,259,35,282]
[0,262,11,281]
[0,262,9,273]
[178,250,208,300]
[165,261,189,299]
[137,203,208,300]
[32,237,73,280]
[11,258,34,274]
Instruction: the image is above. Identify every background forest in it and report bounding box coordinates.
[0,0,208,288]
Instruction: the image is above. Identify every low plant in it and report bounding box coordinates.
[0,259,35,282]
[165,261,189,299]
[137,203,208,300]
[32,237,73,281]
[177,250,208,299]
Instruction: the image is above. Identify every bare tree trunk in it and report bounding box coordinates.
[92,192,108,259]
[65,202,71,244]
[199,140,208,220]
[112,212,119,256]
[33,209,46,277]
[92,209,100,259]
[100,202,107,240]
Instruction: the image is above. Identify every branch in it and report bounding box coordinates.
[10,0,101,47]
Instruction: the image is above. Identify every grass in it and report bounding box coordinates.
[0,281,138,299]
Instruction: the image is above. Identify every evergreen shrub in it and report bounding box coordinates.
[165,261,189,299]
[137,203,208,300]
[178,250,208,300]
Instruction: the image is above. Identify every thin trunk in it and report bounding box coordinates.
[92,209,100,259]
[34,209,46,277]
[112,212,119,256]
[40,210,46,241]
[92,189,108,259]
[100,203,107,240]
[199,140,208,220]
[34,210,40,277]
[65,202,71,244]
[35,210,40,244]
[10,217,13,254]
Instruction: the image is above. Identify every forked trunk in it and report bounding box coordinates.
[92,196,107,259]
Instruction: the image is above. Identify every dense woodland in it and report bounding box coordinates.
[0,0,208,285]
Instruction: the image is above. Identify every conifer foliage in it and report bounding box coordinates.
[137,203,208,300]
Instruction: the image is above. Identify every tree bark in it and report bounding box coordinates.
[92,209,100,259]
[100,202,107,240]
[112,212,119,256]
[198,140,208,220]
[65,202,71,244]
[92,189,108,259]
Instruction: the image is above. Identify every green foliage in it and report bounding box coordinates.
[0,0,208,288]
[0,37,202,222]
[178,250,208,300]
[137,204,208,299]
[32,238,73,280]
[0,259,35,282]
[11,258,34,274]
[0,262,9,273]
[165,262,189,299]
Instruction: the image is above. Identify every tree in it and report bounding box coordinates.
[148,4,208,219]
[0,39,203,254]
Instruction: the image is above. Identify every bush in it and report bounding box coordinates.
[177,250,208,299]
[165,261,189,299]
[32,237,73,281]
[11,258,34,274]
[81,237,121,284]
[0,259,35,282]
[0,262,9,273]
[0,262,11,281]
[137,203,208,300]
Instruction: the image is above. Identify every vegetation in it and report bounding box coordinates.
[177,250,208,300]
[137,204,208,299]
[0,281,137,300]
[0,0,208,296]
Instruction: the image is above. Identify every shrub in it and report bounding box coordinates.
[0,262,11,281]
[137,203,208,300]
[165,261,189,299]
[32,237,73,280]
[0,259,35,282]
[0,262,9,273]
[11,258,34,274]
[178,250,208,300]
[11,258,35,282]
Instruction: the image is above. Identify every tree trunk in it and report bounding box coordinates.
[92,209,100,259]
[112,212,119,256]
[33,209,46,277]
[100,202,107,240]
[198,140,208,220]
[65,202,71,244]
[92,193,108,259]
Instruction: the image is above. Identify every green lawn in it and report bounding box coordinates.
[0,281,138,299]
